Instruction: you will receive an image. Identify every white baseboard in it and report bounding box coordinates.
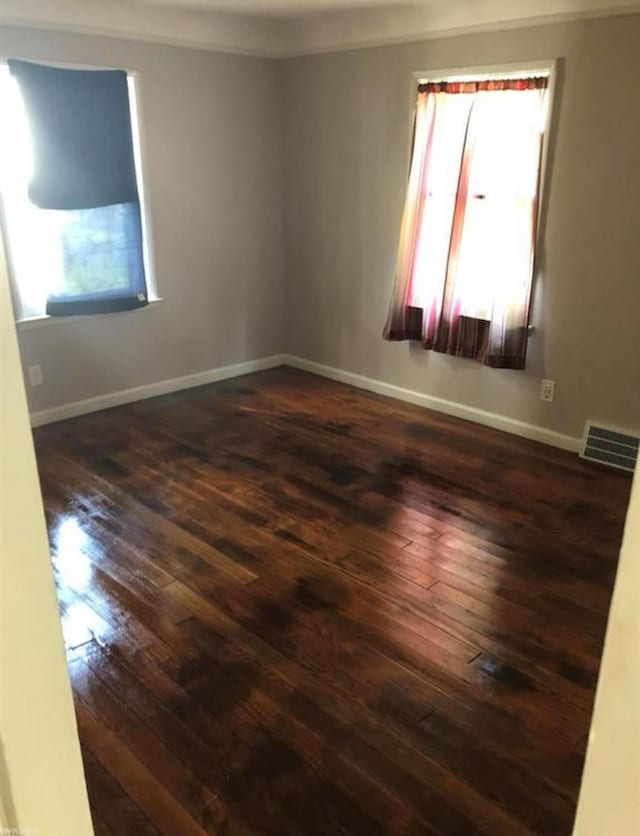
[283,354,582,453]
[30,350,582,453]
[30,354,287,427]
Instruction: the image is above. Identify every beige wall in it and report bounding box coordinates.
[4,18,640,439]
[281,15,640,439]
[0,210,93,833]
[572,465,640,835]
[0,25,285,414]
[0,16,638,832]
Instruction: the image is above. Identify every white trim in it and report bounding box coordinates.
[1,2,640,58]
[283,354,582,453]
[280,3,640,58]
[0,18,281,59]
[0,2,286,58]
[412,61,554,84]
[16,296,163,331]
[129,73,159,302]
[30,353,287,427]
[0,61,158,321]
[29,352,582,453]
[403,59,557,187]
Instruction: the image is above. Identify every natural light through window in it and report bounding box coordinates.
[383,68,550,369]
[0,63,154,321]
[0,64,52,318]
[410,81,548,318]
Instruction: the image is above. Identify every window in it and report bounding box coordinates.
[383,68,551,369]
[0,60,154,321]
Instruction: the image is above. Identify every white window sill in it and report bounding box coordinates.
[16,297,163,331]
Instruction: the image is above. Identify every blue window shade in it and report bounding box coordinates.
[46,202,146,316]
[8,60,147,316]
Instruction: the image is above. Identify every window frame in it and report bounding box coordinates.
[406,59,557,249]
[0,56,161,328]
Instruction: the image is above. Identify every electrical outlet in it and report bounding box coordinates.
[540,379,556,403]
[28,364,43,387]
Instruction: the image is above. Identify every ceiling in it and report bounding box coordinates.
[2,0,640,56]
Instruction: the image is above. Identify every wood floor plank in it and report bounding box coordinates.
[71,657,247,835]
[77,700,208,836]
[81,747,161,836]
[83,640,348,836]
[33,367,631,836]
[165,615,534,836]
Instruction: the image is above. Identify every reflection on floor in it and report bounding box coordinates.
[34,367,631,836]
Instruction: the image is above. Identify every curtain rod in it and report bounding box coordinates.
[416,68,551,85]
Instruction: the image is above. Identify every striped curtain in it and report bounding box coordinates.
[383,77,548,370]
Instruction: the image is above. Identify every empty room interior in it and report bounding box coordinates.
[1,0,640,834]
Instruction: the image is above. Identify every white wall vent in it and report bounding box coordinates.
[580,422,638,473]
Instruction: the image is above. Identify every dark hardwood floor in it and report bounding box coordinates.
[33,366,631,836]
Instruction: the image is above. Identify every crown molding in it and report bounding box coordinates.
[0,0,288,57]
[280,0,640,57]
[1,0,640,58]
